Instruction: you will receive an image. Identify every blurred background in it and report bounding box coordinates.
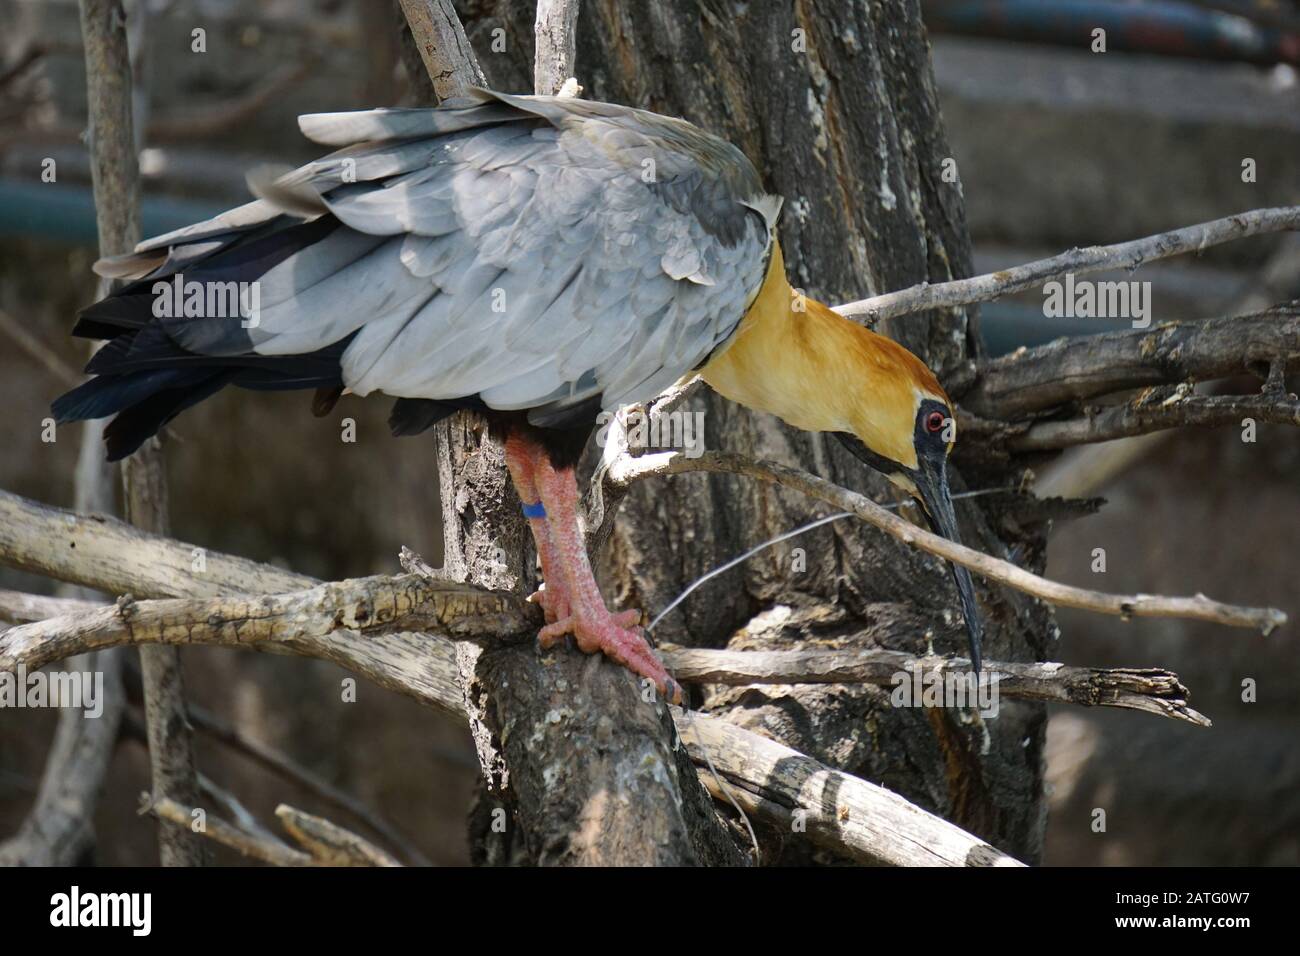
[1,0,1297,865]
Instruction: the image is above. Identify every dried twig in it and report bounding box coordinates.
[122,438,205,866]
[120,688,430,864]
[186,702,433,867]
[1012,390,1300,451]
[962,303,1300,419]
[583,375,703,554]
[0,487,468,721]
[147,796,311,867]
[274,805,403,867]
[77,0,140,260]
[146,796,401,866]
[662,647,1210,725]
[534,0,581,96]
[396,0,487,101]
[0,589,95,623]
[14,565,1204,725]
[606,450,1286,633]
[834,207,1300,323]
[0,574,532,674]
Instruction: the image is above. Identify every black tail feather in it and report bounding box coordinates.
[52,368,203,424]
[102,371,234,461]
[52,212,359,459]
[388,397,460,437]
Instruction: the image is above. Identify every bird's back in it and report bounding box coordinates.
[55,90,781,459]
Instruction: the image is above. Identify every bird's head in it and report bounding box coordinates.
[832,333,984,671]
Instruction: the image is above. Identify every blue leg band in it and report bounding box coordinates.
[521,500,547,519]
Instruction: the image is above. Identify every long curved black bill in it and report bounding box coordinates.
[915,460,984,672]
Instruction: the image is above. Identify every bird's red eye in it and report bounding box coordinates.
[925,411,947,434]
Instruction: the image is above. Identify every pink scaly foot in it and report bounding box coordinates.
[506,435,681,704]
[505,434,572,624]
[527,583,570,624]
[537,606,672,699]
[533,457,681,704]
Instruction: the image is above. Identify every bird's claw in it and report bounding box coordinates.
[537,607,681,704]
[527,582,571,624]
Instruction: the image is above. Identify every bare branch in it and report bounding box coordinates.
[0,487,315,599]
[396,0,487,101]
[534,0,581,96]
[0,589,95,624]
[1011,389,1300,451]
[663,648,1209,726]
[0,486,468,721]
[77,0,139,261]
[147,797,402,866]
[606,450,1286,633]
[274,805,403,867]
[834,207,1300,323]
[0,574,531,674]
[185,702,433,867]
[102,642,432,865]
[195,773,283,847]
[583,376,704,554]
[121,439,206,866]
[962,303,1300,419]
[148,796,311,867]
[676,710,1024,866]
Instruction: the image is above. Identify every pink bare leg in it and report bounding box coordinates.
[516,447,680,704]
[504,434,571,623]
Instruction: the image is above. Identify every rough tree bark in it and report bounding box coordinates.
[398,2,738,866]
[458,0,1051,862]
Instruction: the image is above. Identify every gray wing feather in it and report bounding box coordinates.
[145,89,780,418]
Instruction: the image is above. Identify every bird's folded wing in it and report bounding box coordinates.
[122,90,782,421]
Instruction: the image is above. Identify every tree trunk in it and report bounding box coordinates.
[459,0,1050,862]
[399,4,741,866]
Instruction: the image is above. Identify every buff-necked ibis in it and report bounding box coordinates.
[53,88,983,702]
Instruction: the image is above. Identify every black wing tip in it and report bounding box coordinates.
[50,380,104,425]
